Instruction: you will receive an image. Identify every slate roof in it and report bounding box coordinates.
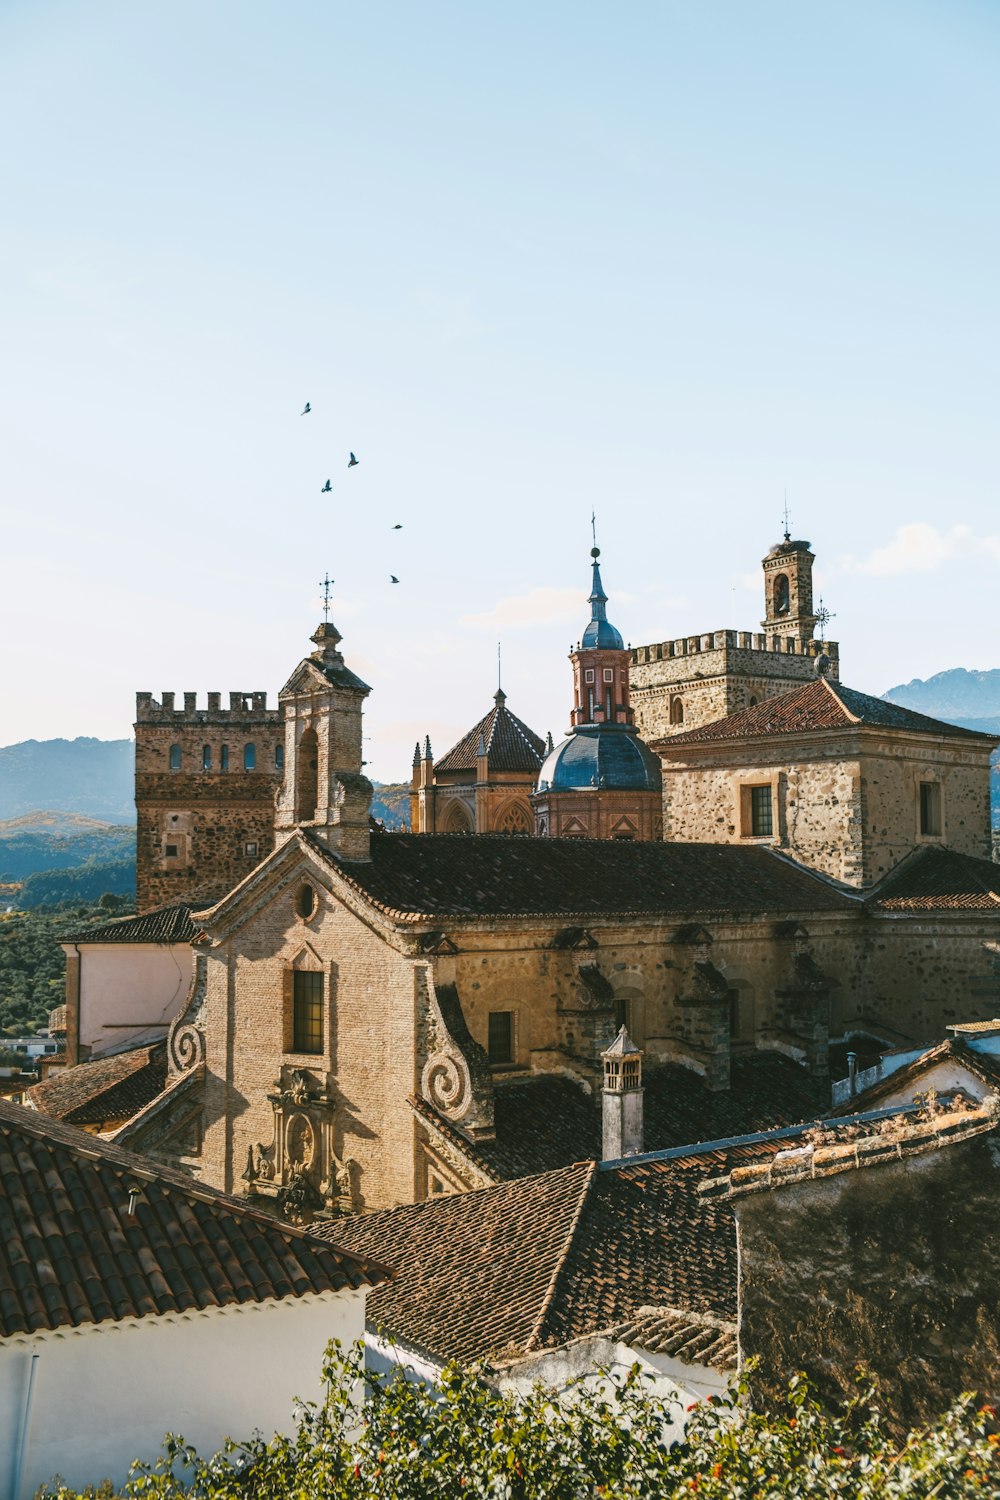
[60,904,197,945]
[434,691,545,774]
[321,1124,844,1366]
[28,1044,167,1128]
[0,1098,386,1339]
[657,678,999,748]
[868,847,1000,911]
[411,1053,832,1184]
[328,831,854,922]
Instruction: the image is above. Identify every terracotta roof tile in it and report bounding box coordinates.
[657,679,998,747]
[60,905,197,945]
[28,1046,167,1127]
[326,831,854,921]
[0,1099,386,1339]
[435,693,545,774]
[830,1036,1000,1115]
[607,1306,737,1371]
[869,847,1000,911]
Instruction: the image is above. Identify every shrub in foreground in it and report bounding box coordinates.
[42,1341,1000,1499]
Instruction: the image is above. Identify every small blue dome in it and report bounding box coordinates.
[582,616,624,650]
[536,725,662,793]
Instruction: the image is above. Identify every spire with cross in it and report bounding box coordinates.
[319,573,334,623]
[782,491,791,543]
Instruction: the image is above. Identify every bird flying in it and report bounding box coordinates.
[392,523,403,529]
[300,402,311,415]
[348,452,359,467]
[321,480,332,493]
[390,575,399,584]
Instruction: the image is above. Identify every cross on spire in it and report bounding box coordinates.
[591,510,598,549]
[319,573,334,622]
[782,491,791,543]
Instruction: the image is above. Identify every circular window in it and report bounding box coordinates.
[297,884,316,920]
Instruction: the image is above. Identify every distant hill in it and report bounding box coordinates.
[372,782,410,830]
[0,738,134,822]
[882,669,1000,826]
[0,814,135,883]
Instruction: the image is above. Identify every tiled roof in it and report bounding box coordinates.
[412,1054,833,1185]
[28,1045,167,1127]
[608,1306,737,1371]
[435,692,545,774]
[869,847,1000,910]
[321,1128,824,1365]
[830,1037,1000,1115]
[657,679,998,747]
[60,904,197,944]
[329,831,854,921]
[0,1098,386,1339]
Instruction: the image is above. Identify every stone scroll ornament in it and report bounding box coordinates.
[167,953,208,1073]
[421,1049,473,1119]
[417,973,495,1138]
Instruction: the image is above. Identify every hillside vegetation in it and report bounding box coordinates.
[0,897,132,1035]
[0,738,134,822]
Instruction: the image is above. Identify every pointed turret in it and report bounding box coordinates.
[582,548,625,651]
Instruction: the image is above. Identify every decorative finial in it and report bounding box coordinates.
[412,741,421,767]
[591,509,597,551]
[319,573,334,623]
[497,639,502,694]
[815,595,835,635]
[782,491,791,544]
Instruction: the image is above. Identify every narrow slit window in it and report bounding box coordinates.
[487,1010,513,1065]
[169,745,182,770]
[202,744,212,770]
[292,971,324,1053]
[220,744,229,771]
[919,781,941,837]
[244,743,256,771]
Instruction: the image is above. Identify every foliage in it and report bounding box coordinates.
[16,858,136,909]
[0,819,135,882]
[0,897,135,1035]
[39,1343,1000,1499]
[371,781,410,830]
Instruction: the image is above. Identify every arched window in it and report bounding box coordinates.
[444,801,472,834]
[670,698,684,725]
[220,744,230,772]
[275,743,285,771]
[749,696,758,707]
[773,573,790,615]
[169,745,182,770]
[296,727,319,821]
[494,802,531,834]
[244,743,256,771]
[202,744,212,771]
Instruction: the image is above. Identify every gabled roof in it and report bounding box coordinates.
[27,1044,167,1127]
[656,678,999,748]
[327,831,855,922]
[321,1121,866,1366]
[410,1053,832,1185]
[829,1036,1000,1116]
[0,1098,387,1340]
[868,847,1000,911]
[434,690,545,774]
[59,904,196,945]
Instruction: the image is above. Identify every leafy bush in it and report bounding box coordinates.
[39,1342,1000,1499]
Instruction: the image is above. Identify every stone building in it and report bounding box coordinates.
[135,688,283,912]
[652,675,996,888]
[532,548,662,841]
[629,534,840,743]
[410,690,545,834]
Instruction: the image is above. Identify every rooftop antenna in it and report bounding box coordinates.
[782,491,791,543]
[319,572,334,623]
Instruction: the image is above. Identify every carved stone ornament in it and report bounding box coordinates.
[276,1169,325,1225]
[249,1066,342,1223]
[421,1050,472,1119]
[417,970,495,1140]
[167,953,208,1075]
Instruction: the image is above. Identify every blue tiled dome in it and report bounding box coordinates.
[580,550,624,650]
[536,725,662,793]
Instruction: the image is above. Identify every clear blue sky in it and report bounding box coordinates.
[2,1,998,780]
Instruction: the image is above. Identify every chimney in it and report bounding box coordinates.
[601,1025,644,1161]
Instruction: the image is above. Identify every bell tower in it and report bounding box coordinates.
[761,529,817,645]
[569,548,635,728]
[274,618,373,861]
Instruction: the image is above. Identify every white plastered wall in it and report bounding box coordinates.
[74,943,193,1055]
[0,1287,365,1499]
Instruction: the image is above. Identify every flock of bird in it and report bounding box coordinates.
[301,401,402,585]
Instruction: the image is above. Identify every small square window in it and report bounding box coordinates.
[603,668,614,683]
[164,843,178,858]
[292,971,324,1053]
[244,841,258,858]
[488,1010,514,1065]
[919,782,941,837]
[584,669,595,684]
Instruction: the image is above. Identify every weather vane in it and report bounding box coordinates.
[591,509,599,555]
[814,595,835,634]
[782,490,791,543]
[497,639,502,693]
[319,573,334,622]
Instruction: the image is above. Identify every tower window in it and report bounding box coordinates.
[292,971,324,1054]
[585,669,595,683]
[773,574,790,616]
[488,1010,514,1065]
[202,744,212,771]
[244,743,256,771]
[670,698,684,725]
[275,743,285,770]
[244,840,258,858]
[168,745,182,770]
[919,782,942,837]
[603,668,614,683]
[220,744,229,771]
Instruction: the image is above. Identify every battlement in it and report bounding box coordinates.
[631,631,840,667]
[135,691,281,724]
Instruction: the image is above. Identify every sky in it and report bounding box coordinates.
[2,1,998,782]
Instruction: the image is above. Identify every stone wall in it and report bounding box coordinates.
[860,740,993,881]
[630,631,840,742]
[135,691,282,911]
[734,1126,1000,1430]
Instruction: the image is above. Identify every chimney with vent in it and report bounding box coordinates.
[601,1025,644,1160]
